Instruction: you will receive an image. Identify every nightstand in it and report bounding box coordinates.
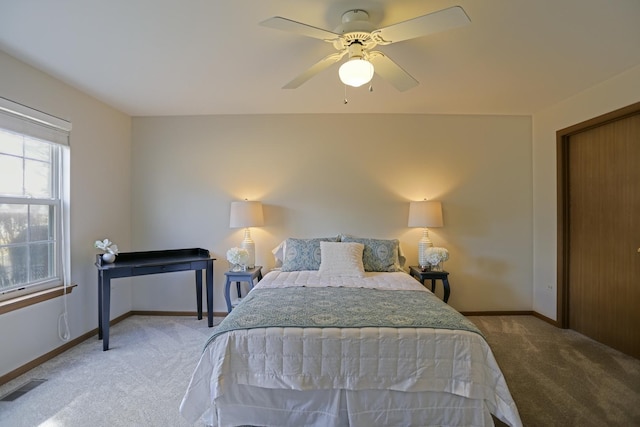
[409,266,451,303]
[224,266,263,312]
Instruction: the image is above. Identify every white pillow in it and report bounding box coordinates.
[397,244,407,267]
[272,240,286,267]
[318,242,365,277]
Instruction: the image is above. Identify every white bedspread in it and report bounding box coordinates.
[180,271,522,427]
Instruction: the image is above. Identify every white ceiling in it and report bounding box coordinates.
[1,0,639,117]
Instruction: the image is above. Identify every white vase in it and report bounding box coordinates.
[102,253,116,263]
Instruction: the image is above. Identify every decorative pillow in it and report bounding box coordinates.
[272,240,286,267]
[339,233,406,267]
[397,244,407,267]
[318,242,365,277]
[281,237,339,271]
[339,236,403,272]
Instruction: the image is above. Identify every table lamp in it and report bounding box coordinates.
[230,200,264,268]
[408,200,443,269]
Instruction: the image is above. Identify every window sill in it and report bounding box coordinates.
[0,284,77,315]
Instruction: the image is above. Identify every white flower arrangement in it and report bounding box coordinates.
[95,238,119,255]
[226,247,249,266]
[424,247,449,266]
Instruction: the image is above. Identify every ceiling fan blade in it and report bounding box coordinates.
[283,51,347,89]
[260,16,339,41]
[368,52,418,92]
[373,6,470,44]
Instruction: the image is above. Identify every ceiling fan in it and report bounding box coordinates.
[260,6,470,91]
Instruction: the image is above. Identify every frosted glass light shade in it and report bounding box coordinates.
[339,59,374,87]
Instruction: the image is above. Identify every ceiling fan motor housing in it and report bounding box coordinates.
[337,9,375,34]
[334,10,376,51]
[346,41,366,59]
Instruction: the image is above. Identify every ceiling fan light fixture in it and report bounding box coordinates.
[339,58,374,87]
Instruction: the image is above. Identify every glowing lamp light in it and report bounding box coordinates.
[338,58,374,87]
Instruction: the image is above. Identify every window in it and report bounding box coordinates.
[0,98,71,302]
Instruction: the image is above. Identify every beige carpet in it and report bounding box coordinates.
[470,316,640,427]
[1,315,639,426]
[0,315,218,427]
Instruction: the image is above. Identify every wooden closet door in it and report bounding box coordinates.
[567,111,640,358]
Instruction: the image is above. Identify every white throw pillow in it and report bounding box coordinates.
[271,240,286,268]
[318,242,365,277]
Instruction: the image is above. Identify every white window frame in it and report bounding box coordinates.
[0,97,71,302]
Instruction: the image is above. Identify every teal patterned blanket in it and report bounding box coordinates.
[205,287,482,349]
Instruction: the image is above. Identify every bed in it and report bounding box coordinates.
[180,238,522,427]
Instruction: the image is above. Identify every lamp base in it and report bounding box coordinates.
[417,228,433,269]
[241,228,255,269]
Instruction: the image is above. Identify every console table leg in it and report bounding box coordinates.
[195,270,203,320]
[206,261,214,327]
[102,277,111,351]
[97,270,103,340]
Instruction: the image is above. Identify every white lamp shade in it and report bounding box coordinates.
[229,200,264,228]
[339,58,374,87]
[408,200,443,228]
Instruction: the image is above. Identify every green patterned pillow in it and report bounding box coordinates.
[281,237,339,271]
[339,236,403,272]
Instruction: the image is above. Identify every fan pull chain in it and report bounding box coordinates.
[342,83,372,103]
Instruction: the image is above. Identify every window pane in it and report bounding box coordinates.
[0,204,28,244]
[0,247,11,290]
[29,205,52,242]
[30,242,54,282]
[0,245,28,287]
[0,130,23,156]
[0,154,23,196]
[0,103,66,298]
[24,137,51,162]
[24,158,51,198]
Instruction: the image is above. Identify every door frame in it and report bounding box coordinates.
[556,101,640,328]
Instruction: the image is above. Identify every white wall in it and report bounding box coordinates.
[0,51,132,377]
[131,114,533,314]
[532,65,640,320]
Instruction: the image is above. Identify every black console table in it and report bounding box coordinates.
[95,248,215,351]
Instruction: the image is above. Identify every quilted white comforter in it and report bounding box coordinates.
[180,271,522,427]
